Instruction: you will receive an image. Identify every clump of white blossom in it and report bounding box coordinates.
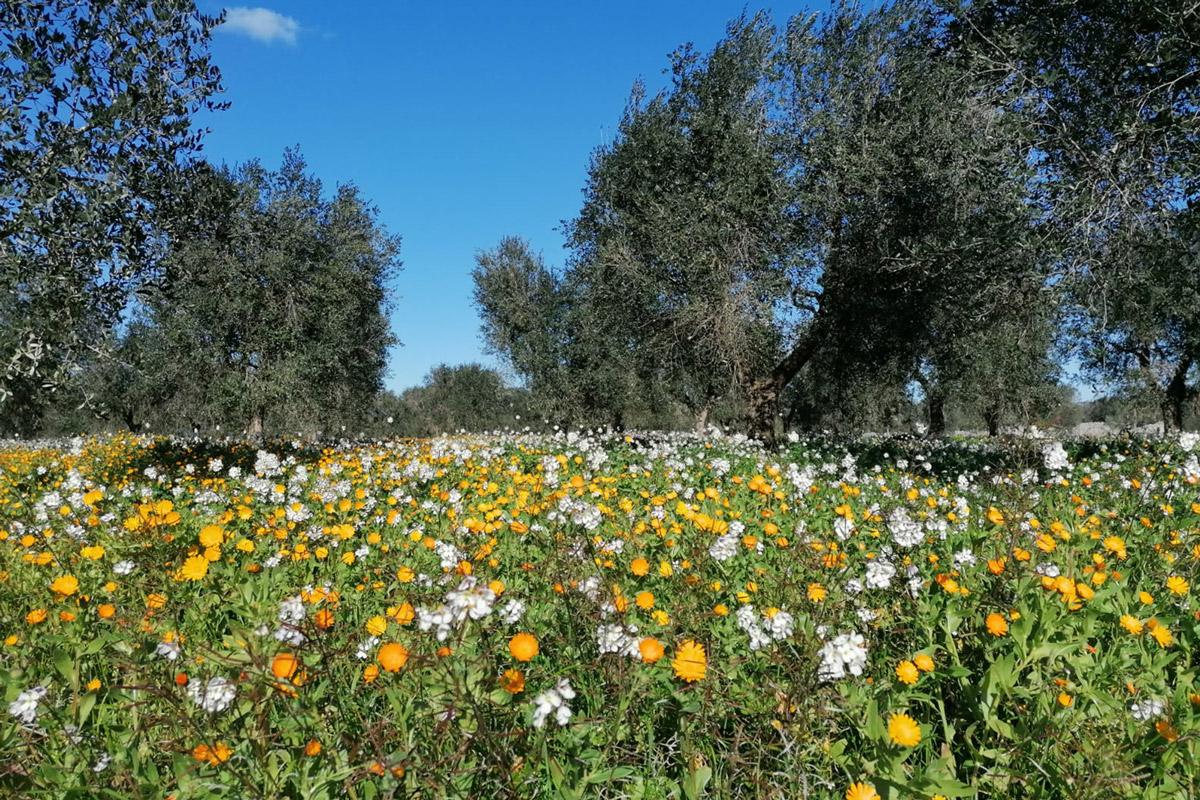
[532,678,575,728]
[816,631,869,681]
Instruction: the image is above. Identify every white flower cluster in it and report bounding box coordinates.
[595,624,641,657]
[887,508,924,548]
[834,516,855,541]
[156,640,182,660]
[416,577,497,641]
[188,676,237,713]
[816,631,869,682]
[1130,698,1165,721]
[274,595,307,646]
[1042,441,1070,473]
[708,530,739,562]
[8,685,48,724]
[254,450,282,477]
[532,678,575,728]
[498,598,526,625]
[736,606,795,651]
[864,559,896,589]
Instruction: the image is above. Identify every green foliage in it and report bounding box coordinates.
[0,0,226,427]
[85,150,401,437]
[948,0,1200,430]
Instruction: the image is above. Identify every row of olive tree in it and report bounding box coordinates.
[473,0,1199,439]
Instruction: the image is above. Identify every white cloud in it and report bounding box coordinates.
[219,7,301,45]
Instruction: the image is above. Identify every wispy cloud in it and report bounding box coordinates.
[219,7,301,45]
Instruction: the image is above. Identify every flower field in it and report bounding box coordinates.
[0,431,1198,799]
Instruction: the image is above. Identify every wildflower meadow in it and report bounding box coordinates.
[0,430,1197,799]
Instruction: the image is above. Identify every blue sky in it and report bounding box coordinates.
[196,2,825,394]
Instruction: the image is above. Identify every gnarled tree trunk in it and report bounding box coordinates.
[1162,358,1193,433]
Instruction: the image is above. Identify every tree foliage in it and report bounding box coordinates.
[0,0,225,426]
[95,150,401,437]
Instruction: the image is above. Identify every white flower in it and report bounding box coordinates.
[765,610,794,641]
[833,516,855,541]
[8,685,48,724]
[532,678,575,728]
[498,598,526,625]
[1042,441,1070,473]
[156,640,182,661]
[113,560,136,575]
[278,596,306,623]
[1130,698,1165,722]
[952,548,977,569]
[816,631,868,682]
[595,624,640,657]
[736,605,772,651]
[188,676,237,713]
[92,754,112,773]
[887,508,924,548]
[708,532,739,562]
[865,560,896,590]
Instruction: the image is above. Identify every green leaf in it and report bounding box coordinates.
[682,766,711,800]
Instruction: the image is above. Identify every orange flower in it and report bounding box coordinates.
[271,653,299,680]
[672,640,707,682]
[305,740,322,756]
[631,558,649,576]
[985,613,1008,636]
[913,653,934,672]
[378,642,408,672]
[639,637,665,664]
[500,668,525,693]
[313,609,335,629]
[97,604,115,618]
[509,633,539,662]
[25,608,47,625]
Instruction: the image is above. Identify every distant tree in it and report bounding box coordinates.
[136,150,400,436]
[566,13,787,433]
[0,0,226,432]
[472,238,573,418]
[399,364,528,436]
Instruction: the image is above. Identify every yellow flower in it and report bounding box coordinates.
[845,782,879,800]
[1120,615,1143,635]
[987,506,1005,525]
[174,555,209,582]
[1166,576,1188,596]
[914,653,934,672]
[199,525,225,548]
[888,712,921,746]
[26,608,47,625]
[1057,692,1073,707]
[672,640,707,682]
[80,545,105,560]
[50,575,79,597]
[365,616,388,636]
[895,660,919,685]
[807,583,826,602]
[1139,591,1154,605]
[1149,624,1173,648]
